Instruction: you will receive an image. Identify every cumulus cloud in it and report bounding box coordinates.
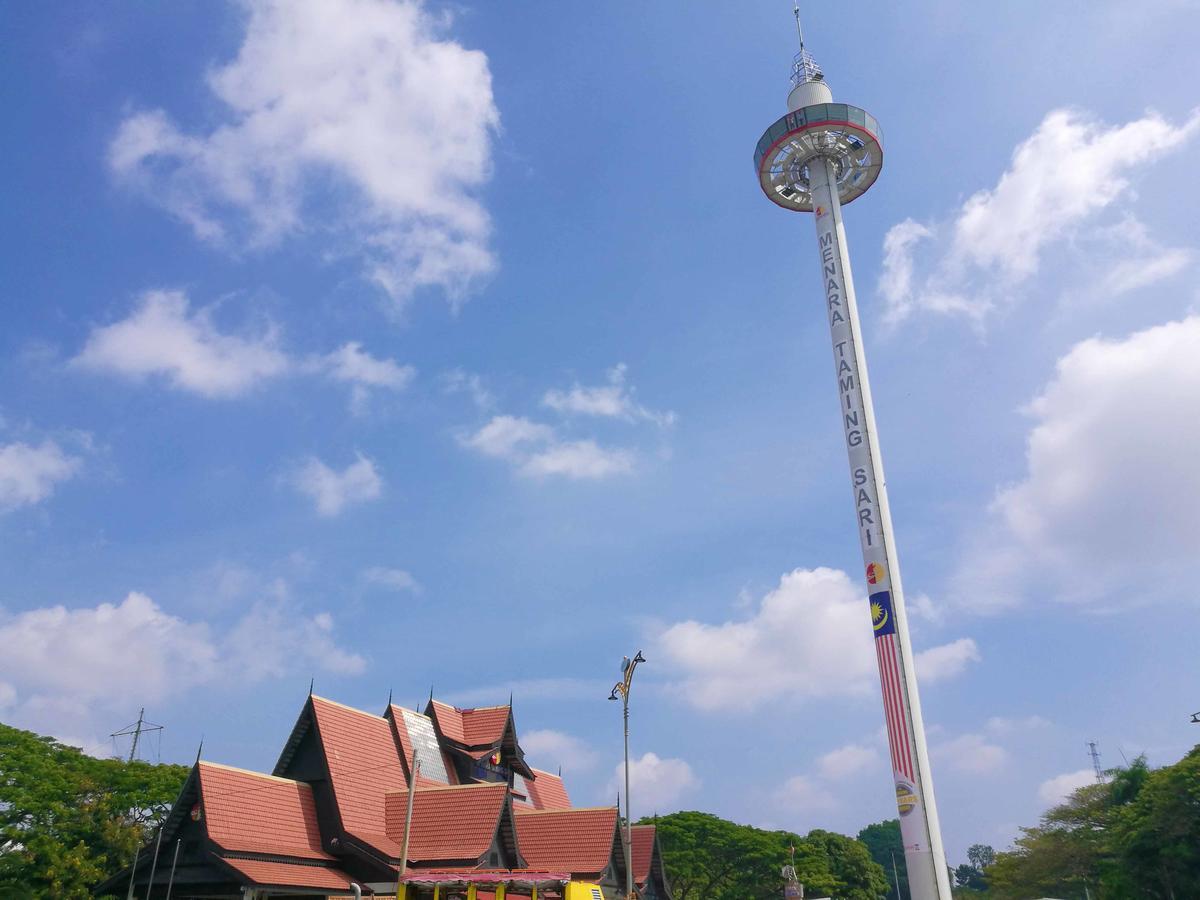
[816,743,880,780]
[363,567,421,593]
[0,440,82,512]
[461,415,634,480]
[318,342,415,390]
[880,109,1200,324]
[75,291,415,408]
[290,453,383,516]
[315,341,415,414]
[74,290,288,397]
[959,315,1200,609]
[915,638,980,683]
[543,364,675,427]
[655,568,978,711]
[108,0,499,305]
[521,729,601,774]
[1038,769,1097,806]
[608,752,698,814]
[0,590,362,740]
[934,732,1008,774]
[778,774,839,811]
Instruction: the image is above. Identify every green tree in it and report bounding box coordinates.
[0,722,188,898]
[1108,745,1200,899]
[650,811,887,900]
[857,819,907,900]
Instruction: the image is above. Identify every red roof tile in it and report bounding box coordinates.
[219,856,354,890]
[631,824,656,884]
[430,700,510,747]
[384,782,510,863]
[198,762,332,861]
[514,806,619,876]
[311,696,408,838]
[525,768,571,810]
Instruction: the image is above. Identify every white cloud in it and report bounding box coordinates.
[521,729,601,774]
[608,752,698,814]
[0,681,17,711]
[225,601,366,680]
[915,638,980,683]
[521,440,634,479]
[816,743,880,780]
[461,415,634,480]
[778,774,839,811]
[934,733,1008,774]
[109,0,499,305]
[0,440,82,512]
[463,415,556,459]
[543,364,675,427]
[290,453,382,516]
[0,590,363,742]
[74,290,288,397]
[656,567,978,711]
[1037,769,1097,807]
[881,109,1200,324]
[960,315,1200,609]
[319,342,415,390]
[441,369,494,410]
[315,342,415,414]
[363,567,421,593]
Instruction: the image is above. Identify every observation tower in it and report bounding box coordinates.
[752,9,953,899]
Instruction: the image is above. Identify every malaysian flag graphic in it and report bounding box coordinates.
[871,590,915,783]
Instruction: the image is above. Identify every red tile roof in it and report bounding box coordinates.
[384,782,510,863]
[631,824,656,885]
[430,700,510,747]
[219,857,354,891]
[526,768,571,810]
[311,695,408,842]
[198,762,332,861]
[514,806,619,876]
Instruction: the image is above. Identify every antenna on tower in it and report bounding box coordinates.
[793,2,805,52]
[788,2,823,88]
[111,708,164,763]
[1088,741,1105,783]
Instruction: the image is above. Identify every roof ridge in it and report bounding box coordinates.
[385,781,509,795]
[515,805,615,815]
[389,703,432,721]
[311,694,384,719]
[200,760,309,786]
[462,704,510,712]
[528,767,564,778]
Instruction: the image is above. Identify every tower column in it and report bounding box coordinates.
[808,156,952,900]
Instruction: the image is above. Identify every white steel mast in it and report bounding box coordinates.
[753,8,952,898]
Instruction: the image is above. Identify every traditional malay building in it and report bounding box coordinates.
[100,693,671,900]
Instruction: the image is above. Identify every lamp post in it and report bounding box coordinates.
[610,650,645,900]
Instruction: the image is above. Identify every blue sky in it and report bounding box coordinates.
[2,0,1199,866]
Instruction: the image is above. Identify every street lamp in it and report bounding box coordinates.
[610,650,645,900]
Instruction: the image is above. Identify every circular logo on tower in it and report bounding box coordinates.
[895,781,918,817]
[866,562,886,585]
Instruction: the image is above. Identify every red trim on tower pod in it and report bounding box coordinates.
[756,119,884,204]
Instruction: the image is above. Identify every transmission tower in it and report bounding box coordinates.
[1087,741,1104,783]
[111,708,164,762]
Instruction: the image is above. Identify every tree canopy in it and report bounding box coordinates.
[647,810,888,900]
[965,745,1200,899]
[856,818,907,900]
[0,722,188,899]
